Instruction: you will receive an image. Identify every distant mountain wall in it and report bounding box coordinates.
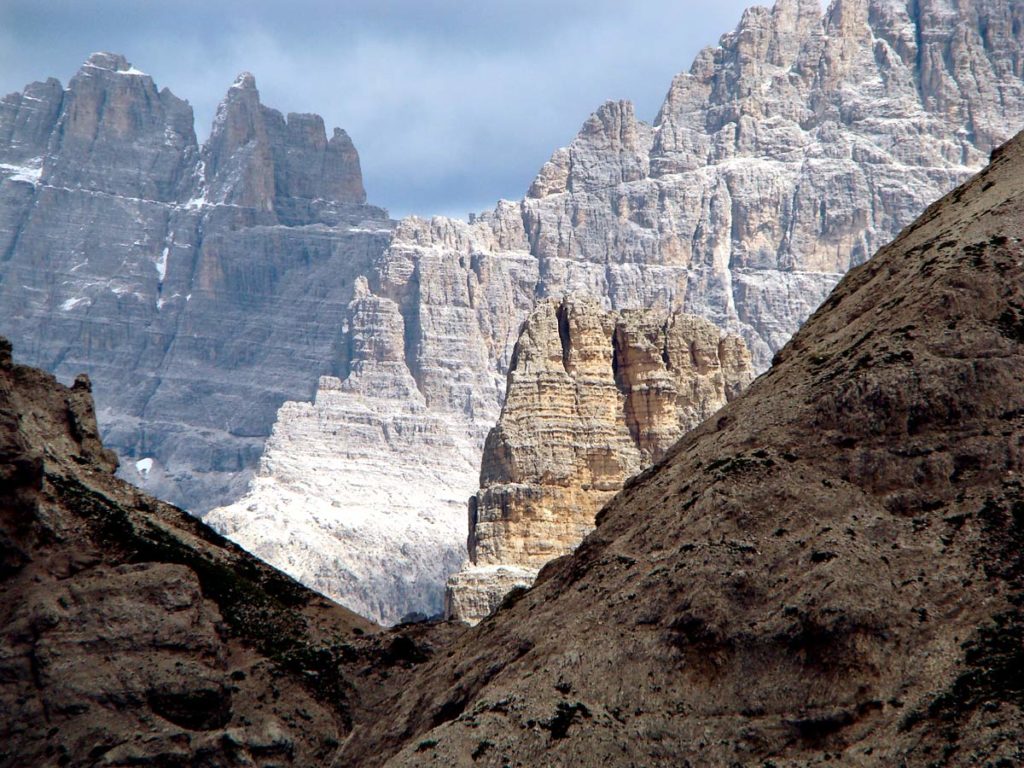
[0,53,391,512]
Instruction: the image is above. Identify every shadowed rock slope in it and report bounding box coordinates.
[0,337,395,766]
[340,133,1024,766]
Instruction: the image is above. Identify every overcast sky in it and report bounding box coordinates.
[1,0,771,218]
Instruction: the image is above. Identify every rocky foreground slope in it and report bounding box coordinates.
[446,297,754,623]
[338,130,1024,766]
[0,336,383,765]
[210,0,1024,623]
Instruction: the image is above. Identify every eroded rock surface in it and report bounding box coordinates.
[205,278,479,625]
[4,0,1024,625]
[0,337,383,766]
[0,54,391,513]
[214,0,1024,623]
[446,297,753,623]
[520,0,1024,366]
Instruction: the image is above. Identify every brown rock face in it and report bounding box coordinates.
[0,340,386,766]
[446,297,753,623]
[341,133,1024,766]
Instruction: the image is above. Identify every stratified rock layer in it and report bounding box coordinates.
[205,279,478,625]
[446,297,753,623]
[341,126,1024,768]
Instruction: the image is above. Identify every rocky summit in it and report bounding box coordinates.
[445,297,754,624]
[337,126,1024,766]
[0,53,392,513]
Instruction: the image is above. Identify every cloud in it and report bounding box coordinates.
[0,0,760,218]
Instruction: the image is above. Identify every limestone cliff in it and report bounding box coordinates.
[445,297,754,623]
[521,0,1024,365]
[0,54,389,514]
[205,278,479,625]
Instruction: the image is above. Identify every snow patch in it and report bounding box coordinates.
[0,160,43,184]
[60,297,90,311]
[156,246,169,282]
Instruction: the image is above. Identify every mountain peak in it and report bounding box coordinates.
[81,52,147,77]
[231,71,257,91]
[84,51,129,70]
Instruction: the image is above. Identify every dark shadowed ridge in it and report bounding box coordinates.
[338,129,1024,766]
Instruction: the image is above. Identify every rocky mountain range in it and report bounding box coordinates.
[5,120,1024,767]
[3,0,1024,624]
[0,52,393,513]
[339,121,1024,768]
[209,0,1024,623]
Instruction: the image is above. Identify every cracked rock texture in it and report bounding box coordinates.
[339,125,1024,768]
[445,296,753,623]
[205,278,479,626]
[0,53,391,514]
[213,0,1024,623]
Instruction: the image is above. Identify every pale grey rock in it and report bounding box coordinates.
[521,0,1024,367]
[205,280,479,625]
[208,217,540,624]
[443,565,535,624]
[0,56,390,513]
[153,0,1024,622]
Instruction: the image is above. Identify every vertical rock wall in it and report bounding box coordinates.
[0,54,389,513]
[445,297,754,624]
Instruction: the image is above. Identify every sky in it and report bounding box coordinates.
[1,0,769,219]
